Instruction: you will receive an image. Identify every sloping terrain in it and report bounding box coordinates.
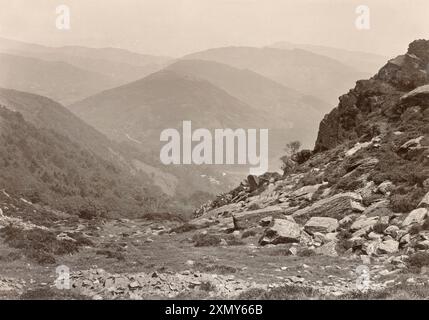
[270,42,387,74]
[0,106,166,218]
[0,53,118,105]
[0,38,172,104]
[193,39,429,268]
[1,40,428,300]
[184,46,369,104]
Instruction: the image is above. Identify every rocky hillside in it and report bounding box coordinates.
[191,40,429,267]
[0,104,168,219]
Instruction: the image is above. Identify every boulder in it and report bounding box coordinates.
[304,217,339,234]
[378,239,399,254]
[415,240,429,250]
[384,225,400,238]
[400,84,429,106]
[402,208,428,226]
[259,219,301,245]
[363,200,392,217]
[290,184,323,200]
[292,192,363,219]
[233,205,285,229]
[398,136,427,160]
[351,216,379,231]
[400,233,411,245]
[314,241,338,257]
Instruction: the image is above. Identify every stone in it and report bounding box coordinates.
[259,219,301,245]
[259,216,273,227]
[377,181,394,195]
[290,184,323,200]
[384,225,400,238]
[362,240,381,256]
[350,216,379,231]
[400,84,429,105]
[415,240,429,250]
[398,136,427,159]
[400,234,411,245]
[339,214,356,226]
[292,192,363,219]
[363,200,392,217]
[304,217,339,234]
[288,246,298,256]
[368,232,383,240]
[402,208,428,226]
[378,239,399,254]
[314,241,338,257]
[418,192,429,208]
[345,141,373,157]
[234,205,285,228]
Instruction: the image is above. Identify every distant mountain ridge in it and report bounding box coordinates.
[0,37,172,104]
[269,41,387,74]
[184,46,369,104]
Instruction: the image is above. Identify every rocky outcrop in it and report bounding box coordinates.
[314,39,429,152]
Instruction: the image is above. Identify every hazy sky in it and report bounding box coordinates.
[0,0,428,57]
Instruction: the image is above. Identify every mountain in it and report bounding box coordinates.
[0,87,197,202]
[0,38,172,104]
[0,104,167,219]
[70,69,265,143]
[269,42,387,74]
[166,59,329,120]
[0,53,118,105]
[184,46,369,104]
[165,59,331,161]
[69,69,265,196]
[193,40,429,265]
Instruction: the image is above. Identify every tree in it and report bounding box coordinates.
[280,140,302,175]
[285,141,301,156]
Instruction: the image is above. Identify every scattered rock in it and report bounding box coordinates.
[304,217,339,234]
[351,216,379,231]
[378,239,399,254]
[402,208,428,226]
[259,219,301,245]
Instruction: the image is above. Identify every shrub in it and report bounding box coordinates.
[0,225,81,265]
[241,229,257,239]
[390,188,425,213]
[373,223,388,234]
[169,223,198,234]
[407,252,429,273]
[192,233,221,247]
[193,262,237,275]
[199,281,216,292]
[238,285,320,300]
[297,248,316,257]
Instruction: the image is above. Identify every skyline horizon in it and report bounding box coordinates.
[1,0,428,58]
[0,34,394,60]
